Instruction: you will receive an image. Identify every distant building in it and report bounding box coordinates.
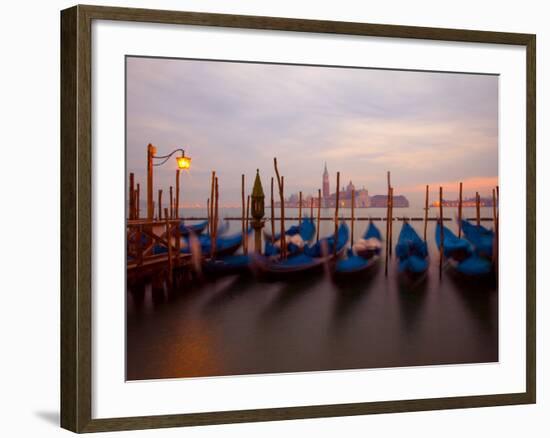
[322,163,330,207]
[275,164,412,208]
[369,195,409,208]
[432,197,495,208]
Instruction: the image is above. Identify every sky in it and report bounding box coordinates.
[126,56,498,207]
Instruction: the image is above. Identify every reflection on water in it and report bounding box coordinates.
[127,207,498,380]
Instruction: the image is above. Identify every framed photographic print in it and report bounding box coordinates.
[60,4,536,433]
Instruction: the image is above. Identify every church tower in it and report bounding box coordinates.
[322,162,330,201]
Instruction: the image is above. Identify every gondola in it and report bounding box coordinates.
[435,222,472,262]
[194,232,245,258]
[395,222,429,282]
[263,217,316,243]
[153,231,245,258]
[304,222,349,258]
[253,223,349,279]
[435,223,493,278]
[179,220,208,237]
[202,254,251,277]
[252,253,327,278]
[352,220,383,259]
[460,219,494,259]
[334,248,380,277]
[264,217,315,257]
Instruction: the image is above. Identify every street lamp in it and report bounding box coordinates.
[153,148,191,169]
[147,144,191,221]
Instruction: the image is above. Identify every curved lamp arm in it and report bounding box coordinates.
[153,148,186,167]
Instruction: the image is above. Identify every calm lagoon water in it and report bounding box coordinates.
[127,207,498,380]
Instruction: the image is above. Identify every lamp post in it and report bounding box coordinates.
[251,169,265,254]
[146,144,191,221]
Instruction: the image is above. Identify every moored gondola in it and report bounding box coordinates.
[334,248,380,278]
[396,222,429,283]
[263,217,316,244]
[179,220,208,237]
[460,219,494,259]
[253,223,349,279]
[203,254,252,277]
[436,222,493,279]
[352,220,383,259]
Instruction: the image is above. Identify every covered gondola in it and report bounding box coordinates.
[304,222,349,258]
[264,217,315,257]
[460,219,494,259]
[436,223,493,278]
[352,221,383,259]
[334,248,380,277]
[396,222,429,281]
[435,222,472,262]
[203,254,251,276]
[178,220,208,237]
[254,223,349,279]
[263,217,316,243]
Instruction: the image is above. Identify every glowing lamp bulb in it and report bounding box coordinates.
[176,155,191,170]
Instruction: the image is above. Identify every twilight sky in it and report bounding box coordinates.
[126,56,498,207]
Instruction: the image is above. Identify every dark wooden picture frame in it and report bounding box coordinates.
[61,4,536,433]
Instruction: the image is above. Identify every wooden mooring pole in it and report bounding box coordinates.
[164,207,173,285]
[476,192,481,226]
[245,194,250,255]
[439,186,444,278]
[136,183,140,219]
[423,185,429,241]
[241,174,246,251]
[157,189,163,221]
[169,186,173,219]
[175,169,180,219]
[270,177,275,244]
[493,189,497,232]
[298,191,302,226]
[351,188,355,246]
[333,171,340,256]
[210,171,216,235]
[384,185,390,277]
[129,173,135,220]
[273,158,286,258]
[317,189,321,242]
[212,177,219,257]
[206,198,210,235]
[389,187,394,257]
[458,182,463,238]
